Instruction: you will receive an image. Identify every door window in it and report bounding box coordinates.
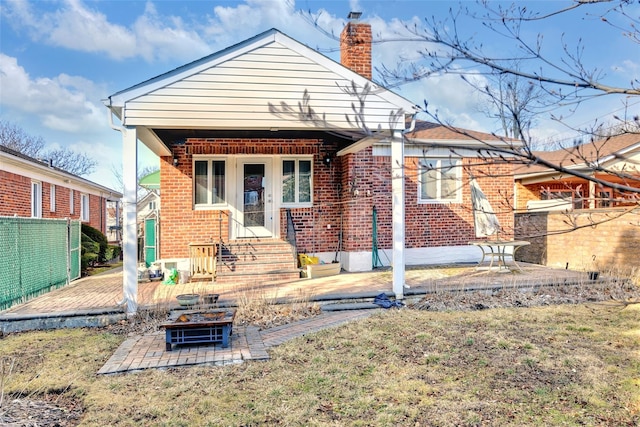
[243,164,265,227]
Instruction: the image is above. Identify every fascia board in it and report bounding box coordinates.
[337,136,382,156]
[372,140,520,158]
[1,151,122,198]
[408,137,523,149]
[612,140,640,157]
[138,127,172,157]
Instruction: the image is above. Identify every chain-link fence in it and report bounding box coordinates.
[0,217,81,310]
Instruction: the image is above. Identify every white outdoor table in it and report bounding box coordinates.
[469,240,530,272]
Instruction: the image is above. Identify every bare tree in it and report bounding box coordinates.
[111,164,159,199]
[381,1,639,105]
[0,120,97,176]
[0,120,46,157]
[472,67,546,140]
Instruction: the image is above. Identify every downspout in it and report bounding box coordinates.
[403,114,417,136]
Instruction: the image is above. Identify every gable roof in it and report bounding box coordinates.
[405,121,517,147]
[0,145,122,199]
[515,132,640,179]
[105,28,419,144]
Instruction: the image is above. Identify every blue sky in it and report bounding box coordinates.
[1,0,637,189]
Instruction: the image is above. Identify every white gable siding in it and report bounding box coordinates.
[123,43,406,131]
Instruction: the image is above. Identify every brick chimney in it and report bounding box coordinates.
[340,12,372,79]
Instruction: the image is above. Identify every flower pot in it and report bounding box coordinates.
[176,293,200,306]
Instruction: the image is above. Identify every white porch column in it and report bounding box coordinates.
[122,126,138,314]
[391,129,405,299]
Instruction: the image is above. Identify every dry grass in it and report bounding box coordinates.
[1,300,639,426]
[234,286,322,329]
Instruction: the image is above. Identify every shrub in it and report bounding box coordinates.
[81,233,99,273]
[106,245,122,261]
[81,224,108,263]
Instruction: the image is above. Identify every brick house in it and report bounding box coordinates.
[0,144,122,234]
[515,132,640,211]
[105,18,516,312]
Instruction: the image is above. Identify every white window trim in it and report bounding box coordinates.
[70,189,74,214]
[31,181,42,218]
[193,156,229,210]
[417,158,463,204]
[80,193,90,222]
[50,184,56,212]
[281,157,314,208]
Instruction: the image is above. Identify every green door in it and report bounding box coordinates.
[144,218,157,267]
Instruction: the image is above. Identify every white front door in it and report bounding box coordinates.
[235,159,274,238]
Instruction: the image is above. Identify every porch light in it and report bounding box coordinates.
[173,157,179,167]
[323,154,332,167]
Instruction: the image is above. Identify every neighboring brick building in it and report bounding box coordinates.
[105,16,517,293]
[0,145,122,234]
[515,132,640,211]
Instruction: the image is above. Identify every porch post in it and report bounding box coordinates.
[391,129,405,299]
[588,180,596,209]
[122,126,138,314]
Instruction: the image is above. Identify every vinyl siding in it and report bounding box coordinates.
[124,43,405,130]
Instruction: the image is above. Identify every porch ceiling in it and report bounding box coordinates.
[151,128,360,154]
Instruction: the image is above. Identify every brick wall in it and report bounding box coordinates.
[88,194,107,234]
[0,170,31,216]
[340,22,372,79]
[515,208,640,271]
[160,138,340,259]
[515,182,539,210]
[0,170,106,233]
[159,139,516,259]
[374,157,515,249]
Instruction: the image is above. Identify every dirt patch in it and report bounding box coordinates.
[0,395,83,427]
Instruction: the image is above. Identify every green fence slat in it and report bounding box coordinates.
[0,217,83,310]
[69,220,81,280]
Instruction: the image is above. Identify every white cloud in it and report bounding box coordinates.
[48,0,137,60]
[0,54,105,133]
[132,2,211,62]
[611,59,639,80]
[2,0,210,62]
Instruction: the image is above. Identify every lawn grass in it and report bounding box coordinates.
[1,303,638,426]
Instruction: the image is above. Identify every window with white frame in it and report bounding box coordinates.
[50,184,56,212]
[31,181,42,218]
[70,189,74,214]
[80,193,90,221]
[194,159,226,206]
[418,158,461,202]
[282,158,312,205]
